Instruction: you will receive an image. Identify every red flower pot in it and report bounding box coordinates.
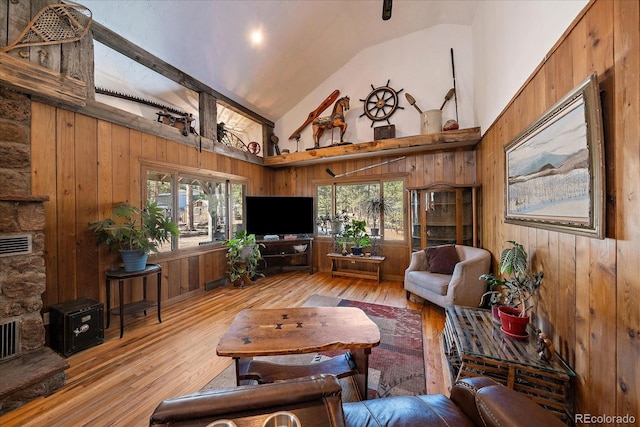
[498,306,530,338]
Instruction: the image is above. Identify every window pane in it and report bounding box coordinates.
[383,180,404,241]
[231,182,245,236]
[316,185,332,236]
[336,183,380,234]
[147,170,175,253]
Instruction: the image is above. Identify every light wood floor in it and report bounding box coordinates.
[0,272,447,427]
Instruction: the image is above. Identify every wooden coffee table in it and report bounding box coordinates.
[216,307,380,399]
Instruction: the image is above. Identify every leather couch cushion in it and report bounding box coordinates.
[343,394,475,427]
[406,271,450,296]
[475,385,566,427]
[425,244,460,274]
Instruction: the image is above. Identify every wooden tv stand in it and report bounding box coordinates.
[258,237,314,274]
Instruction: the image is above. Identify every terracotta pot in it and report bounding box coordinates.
[498,306,529,337]
[491,305,501,323]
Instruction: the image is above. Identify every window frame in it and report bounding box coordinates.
[314,173,408,245]
[141,160,248,256]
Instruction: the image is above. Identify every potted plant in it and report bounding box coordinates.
[338,219,371,256]
[223,229,265,287]
[364,197,388,236]
[89,201,179,272]
[479,240,543,337]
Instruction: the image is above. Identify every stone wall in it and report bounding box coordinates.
[0,87,31,196]
[0,198,47,353]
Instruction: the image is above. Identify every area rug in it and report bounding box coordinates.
[204,294,426,400]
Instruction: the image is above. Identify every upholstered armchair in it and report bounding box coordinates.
[404,245,491,308]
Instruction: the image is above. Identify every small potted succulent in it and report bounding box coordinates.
[89,201,179,272]
[480,240,543,337]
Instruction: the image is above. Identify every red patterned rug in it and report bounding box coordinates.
[304,294,426,399]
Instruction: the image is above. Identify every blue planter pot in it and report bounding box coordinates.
[119,250,148,272]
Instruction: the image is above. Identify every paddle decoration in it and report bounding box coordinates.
[289,90,340,140]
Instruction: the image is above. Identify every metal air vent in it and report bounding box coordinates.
[0,234,32,257]
[0,319,19,361]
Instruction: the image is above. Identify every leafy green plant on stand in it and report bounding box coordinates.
[338,219,371,255]
[89,201,179,271]
[480,240,544,317]
[223,230,265,287]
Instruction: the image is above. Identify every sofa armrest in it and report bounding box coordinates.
[149,374,346,426]
[450,377,500,425]
[450,377,565,427]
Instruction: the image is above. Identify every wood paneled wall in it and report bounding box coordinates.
[478,0,639,418]
[30,103,271,310]
[272,150,477,279]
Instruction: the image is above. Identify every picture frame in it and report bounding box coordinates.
[504,73,605,238]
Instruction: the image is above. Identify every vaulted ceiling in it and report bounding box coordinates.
[82,0,477,124]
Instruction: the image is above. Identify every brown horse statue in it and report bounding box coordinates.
[312,96,350,148]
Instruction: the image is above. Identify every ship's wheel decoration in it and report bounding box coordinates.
[359,79,404,127]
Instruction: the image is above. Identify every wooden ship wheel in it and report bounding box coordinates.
[360,80,404,126]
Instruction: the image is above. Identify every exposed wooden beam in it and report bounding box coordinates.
[0,52,86,106]
[90,21,274,128]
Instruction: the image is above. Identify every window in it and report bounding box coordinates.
[145,166,246,251]
[316,179,405,241]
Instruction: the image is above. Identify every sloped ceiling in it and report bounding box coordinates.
[82,0,477,124]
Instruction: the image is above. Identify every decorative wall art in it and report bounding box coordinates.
[504,73,605,238]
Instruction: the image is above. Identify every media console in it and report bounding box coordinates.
[258,237,314,274]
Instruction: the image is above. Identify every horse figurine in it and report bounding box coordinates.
[312,96,350,148]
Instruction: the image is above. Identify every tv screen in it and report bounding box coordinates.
[245,196,314,236]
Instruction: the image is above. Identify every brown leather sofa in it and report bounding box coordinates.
[149,375,566,427]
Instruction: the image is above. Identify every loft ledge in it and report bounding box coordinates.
[264,127,481,167]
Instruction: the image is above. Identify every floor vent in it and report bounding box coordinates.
[0,319,20,361]
[0,234,32,257]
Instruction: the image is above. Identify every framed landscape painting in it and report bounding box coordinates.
[504,73,605,238]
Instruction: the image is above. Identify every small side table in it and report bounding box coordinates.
[105,264,162,338]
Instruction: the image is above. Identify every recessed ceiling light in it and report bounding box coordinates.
[250,30,263,46]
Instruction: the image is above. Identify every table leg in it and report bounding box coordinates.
[118,279,124,339]
[143,276,148,316]
[350,347,371,400]
[157,270,162,323]
[106,278,111,329]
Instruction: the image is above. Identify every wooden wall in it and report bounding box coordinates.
[478,0,639,419]
[30,102,271,310]
[272,149,477,279]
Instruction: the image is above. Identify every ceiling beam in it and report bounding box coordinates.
[90,21,274,128]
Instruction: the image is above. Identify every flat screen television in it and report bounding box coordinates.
[245,196,314,237]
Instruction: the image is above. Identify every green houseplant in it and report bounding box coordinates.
[89,201,179,272]
[223,229,264,287]
[364,197,389,236]
[338,219,371,256]
[480,240,543,336]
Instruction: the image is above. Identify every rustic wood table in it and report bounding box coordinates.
[216,307,380,400]
[327,253,385,283]
[443,305,575,422]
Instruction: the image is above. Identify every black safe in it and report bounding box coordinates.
[50,297,104,357]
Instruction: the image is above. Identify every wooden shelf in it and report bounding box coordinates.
[264,127,481,168]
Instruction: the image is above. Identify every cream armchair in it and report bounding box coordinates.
[404,245,491,308]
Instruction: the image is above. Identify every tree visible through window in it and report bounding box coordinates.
[316,179,404,241]
[146,168,245,251]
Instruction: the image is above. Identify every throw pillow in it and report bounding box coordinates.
[425,245,460,274]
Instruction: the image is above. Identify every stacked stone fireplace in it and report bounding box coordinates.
[0,88,68,414]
